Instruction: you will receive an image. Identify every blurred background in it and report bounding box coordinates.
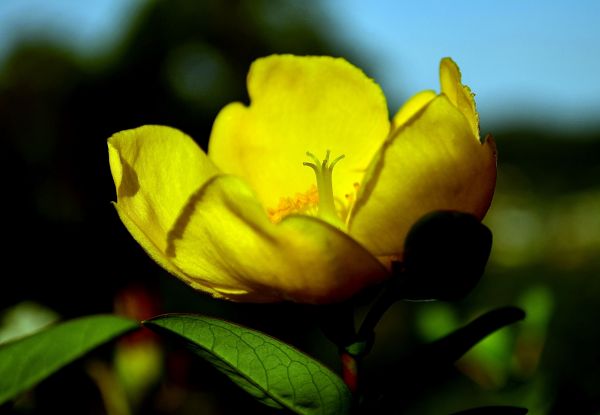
[0,0,598,414]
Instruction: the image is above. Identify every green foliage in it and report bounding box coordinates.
[415,302,460,342]
[449,405,528,414]
[0,314,138,405]
[144,314,351,415]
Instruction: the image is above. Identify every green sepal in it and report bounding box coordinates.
[0,314,138,405]
[144,313,351,415]
[343,337,372,358]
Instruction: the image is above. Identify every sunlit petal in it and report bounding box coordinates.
[166,175,388,303]
[208,54,390,210]
[348,96,496,257]
[108,125,219,279]
[391,89,436,131]
[440,57,479,138]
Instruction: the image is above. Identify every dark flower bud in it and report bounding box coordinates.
[399,210,493,301]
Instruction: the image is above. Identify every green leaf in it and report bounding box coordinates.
[144,314,351,415]
[0,314,138,405]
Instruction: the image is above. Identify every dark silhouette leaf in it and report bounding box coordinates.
[424,306,526,364]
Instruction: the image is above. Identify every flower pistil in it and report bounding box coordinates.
[303,150,346,229]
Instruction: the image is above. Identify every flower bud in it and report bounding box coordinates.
[400,210,492,301]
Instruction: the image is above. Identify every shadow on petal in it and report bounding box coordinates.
[165,176,219,258]
[117,158,140,198]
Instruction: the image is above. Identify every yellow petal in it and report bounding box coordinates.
[166,175,388,303]
[108,125,219,284]
[440,57,479,138]
[391,89,436,131]
[208,54,390,211]
[348,95,496,257]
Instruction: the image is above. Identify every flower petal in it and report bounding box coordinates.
[165,175,388,303]
[348,95,496,257]
[208,54,390,210]
[108,125,219,279]
[440,57,479,138]
[391,89,436,131]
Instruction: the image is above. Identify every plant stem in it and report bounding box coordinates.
[357,277,403,341]
[341,351,359,393]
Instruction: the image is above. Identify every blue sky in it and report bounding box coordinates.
[322,0,600,131]
[0,0,138,61]
[1,0,598,132]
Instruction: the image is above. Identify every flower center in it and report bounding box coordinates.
[267,150,359,227]
[303,150,346,229]
[267,185,319,224]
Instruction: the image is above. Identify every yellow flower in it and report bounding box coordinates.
[108,55,496,303]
